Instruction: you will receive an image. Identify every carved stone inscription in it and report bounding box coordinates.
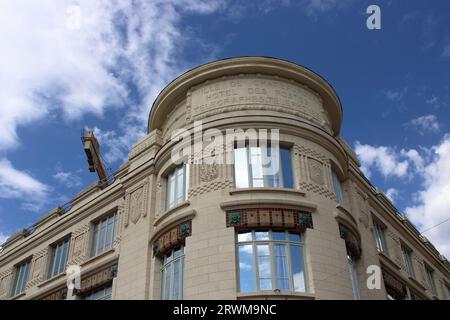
[189,76,329,130]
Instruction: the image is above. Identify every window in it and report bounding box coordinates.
[49,238,70,278]
[161,246,184,300]
[425,266,437,296]
[237,230,306,293]
[332,170,344,204]
[372,222,388,253]
[166,163,189,210]
[234,146,293,189]
[91,212,118,257]
[82,283,113,300]
[401,244,415,278]
[12,260,31,296]
[347,255,361,300]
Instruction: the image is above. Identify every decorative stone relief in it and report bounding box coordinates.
[225,208,313,231]
[124,178,149,227]
[27,248,48,288]
[356,188,369,228]
[188,180,233,198]
[187,75,331,132]
[0,268,13,299]
[308,158,324,185]
[199,163,219,182]
[386,230,403,267]
[152,221,192,257]
[298,181,336,200]
[339,224,361,259]
[69,224,90,265]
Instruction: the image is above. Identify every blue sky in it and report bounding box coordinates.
[0,0,449,257]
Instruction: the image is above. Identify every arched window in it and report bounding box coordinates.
[161,246,185,300]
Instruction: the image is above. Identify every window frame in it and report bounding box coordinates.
[233,145,293,189]
[236,229,306,293]
[401,243,415,278]
[347,254,361,300]
[91,211,118,257]
[161,246,185,300]
[425,265,437,296]
[48,236,71,279]
[372,221,388,254]
[82,282,113,300]
[12,258,32,297]
[165,162,189,210]
[331,169,344,205]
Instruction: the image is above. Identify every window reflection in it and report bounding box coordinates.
[233,146,293,189]
[236,230,306,293]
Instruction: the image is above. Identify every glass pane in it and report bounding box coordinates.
[234,148,249,188]
[238,231,252,242]
[164,264,172,300]
[238,245,255,292]
[250,147,264,187]
[264,146,280,188]
[105,215,115,250]
[173,259,181,299]
[348,255,361,300]
[274,244,289,290]
[290,246,305,292]
[281,147,293,188]
[98,220,107,254]
[272,231,286,241]
[167,172,175,208]
[257,244,272,290]
[255,231,269,241]
[332,171,344,204]
[60,240,69,274]
[176,166,185,204]
[288,232,301,242]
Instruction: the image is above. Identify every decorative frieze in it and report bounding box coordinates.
[225,208,313,232]
[152,221,192,258]
[78,264,118,295]
[187,75,331,133]
[382,269,407,299]
[338,224,361,259]
[41,287,68,300]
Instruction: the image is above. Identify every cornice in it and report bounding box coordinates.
[148,56,343,136]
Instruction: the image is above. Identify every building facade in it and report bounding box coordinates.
[0,57,449,300]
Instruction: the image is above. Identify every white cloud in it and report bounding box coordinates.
[383,88,407,102]
[408,114,440,135]
[0,158,49,210]
[442,45,450,59]
[302,0,350,14]
[405,135,450,258]
[53,171,82,188]
[0,0,223,158]
[354,142,410,178]
[0,232,9,245]
[385,188,399,203]
[426,95,441,109]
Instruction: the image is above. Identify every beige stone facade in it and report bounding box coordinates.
[0,57,449,300]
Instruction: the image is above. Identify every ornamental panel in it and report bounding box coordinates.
[225,208,313,231]
[188,75,330,132]
[152,221,192,258]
